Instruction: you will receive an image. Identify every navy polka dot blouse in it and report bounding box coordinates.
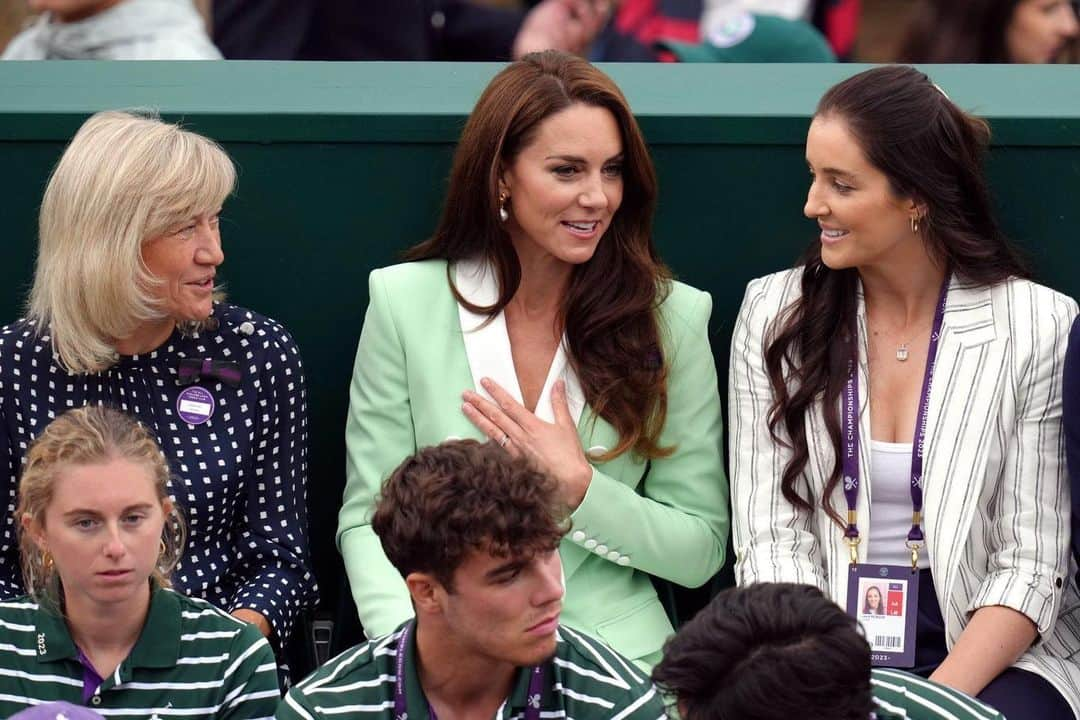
[0,303,318,644]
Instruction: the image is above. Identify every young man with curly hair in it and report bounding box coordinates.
[279,440,664,720]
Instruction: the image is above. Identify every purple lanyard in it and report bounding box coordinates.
[394,621,546,720]
[842,279,948,564]
[76,647,105,703]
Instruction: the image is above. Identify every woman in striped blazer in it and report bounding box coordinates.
[0,406,279,718]
[729,65,1080,718]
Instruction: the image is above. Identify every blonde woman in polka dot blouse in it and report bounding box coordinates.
[0,111,318,656]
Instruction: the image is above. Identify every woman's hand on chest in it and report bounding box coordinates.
[462,377,592,509]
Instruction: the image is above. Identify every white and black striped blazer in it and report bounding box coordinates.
[729,268,1080,715]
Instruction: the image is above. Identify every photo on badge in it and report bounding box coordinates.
[847,564,919,668]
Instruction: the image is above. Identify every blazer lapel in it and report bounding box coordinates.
[455,258,586,425]
[455,259,597,577]
[537,342,586,425]
[456,258,521,404]
[921,277,1005,620]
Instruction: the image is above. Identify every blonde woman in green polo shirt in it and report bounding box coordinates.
[0,405,280,718]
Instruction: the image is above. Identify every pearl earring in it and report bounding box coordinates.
[498,193,509,223]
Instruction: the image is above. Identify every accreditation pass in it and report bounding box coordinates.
[846,563,919,668]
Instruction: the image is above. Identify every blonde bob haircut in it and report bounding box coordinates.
[16,405,186,606]
[28,110,236,374]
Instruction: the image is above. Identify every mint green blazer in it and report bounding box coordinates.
[337,259,729,666]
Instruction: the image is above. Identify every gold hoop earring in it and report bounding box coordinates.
[42,551,53,573]
[911,215,920,234]
[156,539,170,573]
[498,193,510,223]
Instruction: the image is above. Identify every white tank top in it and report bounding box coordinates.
[866,440,930,569]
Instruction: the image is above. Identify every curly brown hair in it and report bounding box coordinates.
[371,440,568,590]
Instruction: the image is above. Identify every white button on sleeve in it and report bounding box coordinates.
[596,544,608,555]
[572,530,586,542]
[584,539,598,549]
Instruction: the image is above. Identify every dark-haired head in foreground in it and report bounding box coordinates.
[653,583,1006,720]
[654,583,873,720]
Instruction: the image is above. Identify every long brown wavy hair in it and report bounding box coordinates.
[764,66,1029,526]
[406,50,672,460]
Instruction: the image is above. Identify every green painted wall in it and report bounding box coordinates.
[2,61,1079,653]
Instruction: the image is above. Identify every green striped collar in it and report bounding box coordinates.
[33,585,181,669]
[403,623,556,717]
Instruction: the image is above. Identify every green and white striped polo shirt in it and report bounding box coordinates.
[0,587,280,719]
[871,668,1005,720]
[278,622,666,720]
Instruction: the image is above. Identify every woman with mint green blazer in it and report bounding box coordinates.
[336,51,728,668]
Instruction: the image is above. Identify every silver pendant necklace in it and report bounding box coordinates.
[870,309,924,363]
[894,328,922,361]
[871,330,918,362]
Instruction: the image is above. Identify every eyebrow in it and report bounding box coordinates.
[545,153,625,163]
[808,162,857,181]
[485,558,527,581]
[169,208,223,227]
[62,502,155,518]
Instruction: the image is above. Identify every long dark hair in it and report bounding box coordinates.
[900,0,1020,62]
[407,50,672,460]
[765,65,1030,526]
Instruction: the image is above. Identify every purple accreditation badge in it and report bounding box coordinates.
[847,563,919,668]
[177,386,215,425]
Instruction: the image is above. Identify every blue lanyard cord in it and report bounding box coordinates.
[394,621,546,720]
[841,278,949,566]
